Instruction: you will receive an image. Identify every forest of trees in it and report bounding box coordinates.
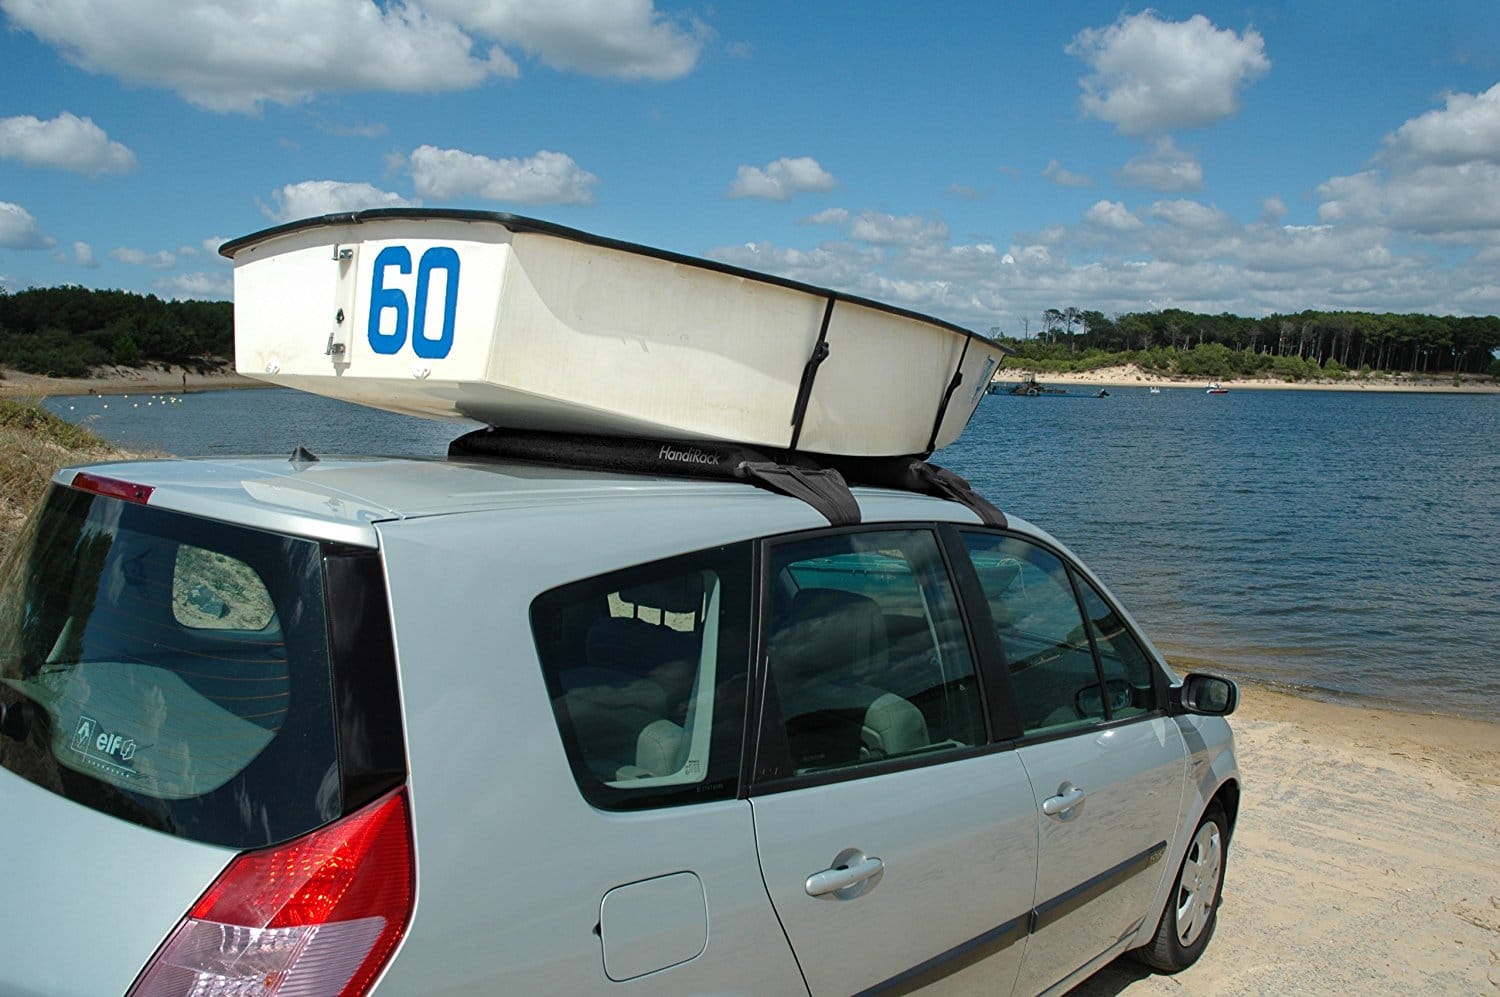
[0,285,233,378]
[1002,307,1500,379]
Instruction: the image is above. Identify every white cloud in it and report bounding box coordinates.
[1,0,705,113]
[111,246,177,268]
[848,212,948,247]
[727,156,836,201]
[0,201,54,249]
[1148,199,1233,231]
[1316,84,1500,240]
[1084,200,1143,232]
[1383,162,1500,235]
[262,180,417,222]
[1118,136,1203,191]
[1316,171,1384,225]
[425,0,705,80]
[1,0,517,113]
[1383,82,1500,167]
[0,111,137,174]
[405,146,597,204]
[1260,196,1287,223]
[702,181,1500,340]
[1043,160,1091,187]
[1068,11,1269,135]
[802,208,849,226]
[155,271,232,299]
[53,241,98,267]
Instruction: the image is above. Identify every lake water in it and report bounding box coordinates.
[44,385,1500,722]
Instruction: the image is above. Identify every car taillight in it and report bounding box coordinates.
[129,788,415,997]
[71,471,154,504]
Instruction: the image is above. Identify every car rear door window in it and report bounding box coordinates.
[1076,577,1156,722]
[531,543,752,810]
[761,529,985,777]
[963,532,1108,735]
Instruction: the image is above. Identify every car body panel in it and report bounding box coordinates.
[0,769,235,997]
[750,753,1038,996]
[370,511,808,995]
[1012,717,1188,994]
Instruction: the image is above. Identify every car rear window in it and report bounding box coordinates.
[0,484,344,848]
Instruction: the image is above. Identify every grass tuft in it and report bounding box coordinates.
[0,398,120,562]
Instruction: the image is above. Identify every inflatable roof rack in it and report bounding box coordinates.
[448,428,1006,529]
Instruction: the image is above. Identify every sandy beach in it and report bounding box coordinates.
[0,363,266,400]
[3,361,1496,401]
[1074,683,1500,995]
[997,363,1500,394]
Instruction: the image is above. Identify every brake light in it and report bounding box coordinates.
[129,788,415,997]
[71,471,154,504]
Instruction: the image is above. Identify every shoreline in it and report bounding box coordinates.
[0,363,270,400]
[997,362,1500,394]
[4,361,1497,400]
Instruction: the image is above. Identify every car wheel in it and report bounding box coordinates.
[1133,804,1228,973]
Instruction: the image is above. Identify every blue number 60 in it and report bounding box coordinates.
[367,245,460,359]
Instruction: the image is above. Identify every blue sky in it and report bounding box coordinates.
[2,1,1498,336]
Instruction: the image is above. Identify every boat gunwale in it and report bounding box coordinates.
[218,208,1010,354]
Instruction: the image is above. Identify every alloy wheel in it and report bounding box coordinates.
[1174,820,1222,947]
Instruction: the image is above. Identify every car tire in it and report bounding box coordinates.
[1133,803,1228,973]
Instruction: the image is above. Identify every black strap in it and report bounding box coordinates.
[810,453,1006,528]
[448,430,1003,527]
[923,334,971,456]
[736,462,861,527]
[788,296,837,452]
[449,427,864,527]
[910,462,1006,527]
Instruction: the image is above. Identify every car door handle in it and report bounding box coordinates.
[1041,784,1087,817]
[805,855,885,898]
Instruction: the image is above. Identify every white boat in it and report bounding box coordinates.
[1206,382,1228,394]
[1148,386,1161,395]
[221,210,1006,457]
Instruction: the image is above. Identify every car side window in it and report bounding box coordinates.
[1077,579,1156,721]
[531,543,751,810]
[763,529,985,777]
[963,532,1108,735]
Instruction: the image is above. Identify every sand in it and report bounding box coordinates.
[1073,683,1500,994]
[999,363,1500,394]
[0,363,267,400]
[4,362,1496,401]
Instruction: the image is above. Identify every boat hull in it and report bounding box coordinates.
[224,211,1004,457]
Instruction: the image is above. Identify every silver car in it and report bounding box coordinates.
[0,442,1238,996]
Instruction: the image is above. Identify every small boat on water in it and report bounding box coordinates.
[220,209,1007,457]
[1206,382,1229,394]
[1148,386,1161,395]
[1007,374,1066,396]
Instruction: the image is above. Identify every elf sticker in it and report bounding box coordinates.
[69,715,140,779]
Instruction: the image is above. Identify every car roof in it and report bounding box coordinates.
[56,454,1003,549]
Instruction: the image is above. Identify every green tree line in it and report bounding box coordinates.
[0,285,233,378]
[1011,307,1500,378]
